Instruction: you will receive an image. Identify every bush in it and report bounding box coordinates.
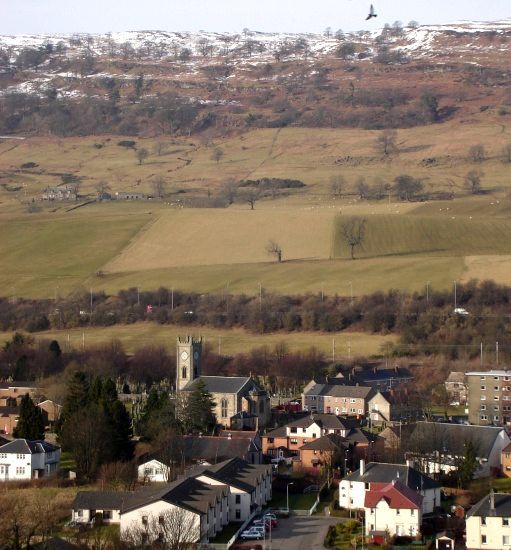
[20,162,38,169]
[117,140,137,149]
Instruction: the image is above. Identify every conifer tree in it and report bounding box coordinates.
[13,394,45,440]
[183,379,216,434]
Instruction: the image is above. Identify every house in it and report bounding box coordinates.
[465,370,511,426]
[73,457,271,545]
[41,186,77,201]
[502,443,511,477]
[190,457,272,522]
[352,366,413,392]
[407,422,510,478]
[0,406,19,434]
[445,372,468,405]
[339,459,440,514]
[176,336,270,429]
[294,433,349,476]
[137,433,263,482]
[262,413,356,457]
[0,439,60,480]
[365,480,422,539]
[37,399,62,428]
[302,381,376,416]
[115,192,146,200]
[379,424,416,463]
[369,388,423,428]
[0,381,41,399]
[466,492,511,550]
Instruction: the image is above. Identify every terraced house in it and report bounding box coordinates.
[72,457,272,545]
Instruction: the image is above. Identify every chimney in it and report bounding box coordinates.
[360,459,365,475]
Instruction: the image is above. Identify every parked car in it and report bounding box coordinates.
[252,520,270,532]
[240,528,264,540]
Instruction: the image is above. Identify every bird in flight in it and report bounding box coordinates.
[366,4,377,20]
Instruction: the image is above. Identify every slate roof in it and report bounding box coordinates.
[191,457,271,493]
[264,413,354,437]
[0,381,39,389]
[346,462,439,491]
[364,480,422,510]
[73,491,128,511]
[182,376,260,394]
[409,422,507,458]
[0,439,59,454]
[355,368,412,384]
[304,383,376,399]
[299,433,348,451]
[467,493,511,518]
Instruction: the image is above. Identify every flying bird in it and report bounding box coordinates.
[366,4,377,20]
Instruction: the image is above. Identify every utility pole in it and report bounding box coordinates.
[90,288,93,315]
[171,287,174,310]
[349,281,353,305]
[496,341,499,366]
[426,281,430,304]
[218,337,222,356]
[332,339,335,363]
[137,287,140,305]
[454,280,457,310]
[321,282,324,301]
[259,282,262,311]
[481,342,483,367]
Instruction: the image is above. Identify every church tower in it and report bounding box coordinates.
[176,336,202,391]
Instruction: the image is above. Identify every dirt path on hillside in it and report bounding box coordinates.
[243,127,282,179]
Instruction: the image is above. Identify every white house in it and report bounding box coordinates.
[138,457,170,483]
[0,439,60,481]
[73,457,271,545]
[408,423,510,478]
[466,492,511,550]
[364,480,422,538]
[339,459,441,515]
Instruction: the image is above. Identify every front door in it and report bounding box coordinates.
[0,464,8,480]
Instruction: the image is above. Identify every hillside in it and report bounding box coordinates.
[1,20,511,299]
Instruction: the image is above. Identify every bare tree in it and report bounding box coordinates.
[356,176,370,200]
[468,143,487,163]
[221,178,238,205]
[340,217,367,260]
[152,176,166,199]
[503,142,511,163]
[374,129,399,156]
[243,188,260,210]
[266,240,283,262]
[465,170,483,194]
[123,506,200,548]
[95,180,111,200]
[329,175,345,198]
[154,141,168,156]
[136,147,149,165]
[211,147,224,163]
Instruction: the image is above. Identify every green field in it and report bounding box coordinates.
[0,323,396,358]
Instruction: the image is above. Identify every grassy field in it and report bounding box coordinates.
[1,123,511,300]
[0,323,397,357]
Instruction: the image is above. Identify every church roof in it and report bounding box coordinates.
[182,376,261,395]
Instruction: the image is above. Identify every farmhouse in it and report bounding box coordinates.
[302,381,376,416]
[41,186,76,201]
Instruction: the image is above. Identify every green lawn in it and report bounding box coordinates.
[269,490,318,511]
[209,522,243,543]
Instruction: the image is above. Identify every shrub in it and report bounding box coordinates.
[117,140,137,149]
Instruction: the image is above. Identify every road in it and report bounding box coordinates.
[237,516,341,550]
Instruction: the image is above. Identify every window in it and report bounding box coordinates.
[159,516,164,525]
[358,409,363,414]
[411,509,415,516]
[0,453,6,459]
[235,509,241,520]
[482,517,486,526]
[142,516,148,525]
[103,510,112,520]
[235,495,241,504]
[16,454,24,460]
[481,534,487,544]
[504,535,510,545]
[290,427,297,433]
[365,482,370,490]
[77,510,83,517]
[495,396,500,401]
[495,386,500,391]
[481,396,486,401]
[481,385,486,390]
[494,406,500,411]
[157,533,164,543]
[481,405,486,411]
[495,415,500,421]
[495,376,499,380]
[350,408,356,413]
[221,399,228,418]
[350,398,356,403]
[312,433,317,438]
[481,415,488,420]
[181,366,187,379]
[370,508,374,515]
[290,438,298,445]
[481,376,486,380]
[15,467,25,475]
[503,518,509,526]
[396,509,400,515]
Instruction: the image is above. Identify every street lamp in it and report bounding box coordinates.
[286,482,294,513]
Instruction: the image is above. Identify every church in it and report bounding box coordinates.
[176,336,271,429]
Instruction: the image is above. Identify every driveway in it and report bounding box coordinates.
[237,515,341,550]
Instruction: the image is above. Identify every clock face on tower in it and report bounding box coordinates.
[180,351,189,361]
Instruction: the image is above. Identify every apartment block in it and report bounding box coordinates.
[466,370,511,426]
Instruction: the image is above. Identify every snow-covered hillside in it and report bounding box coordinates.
[0,18,510,61]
